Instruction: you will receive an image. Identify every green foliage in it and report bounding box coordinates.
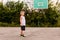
[0,1,60,27]
[25,0,59,27]
[0,1,24,24]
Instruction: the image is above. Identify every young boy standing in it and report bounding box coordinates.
[20,10,26,37]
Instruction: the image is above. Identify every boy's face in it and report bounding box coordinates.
[20,11,25,16]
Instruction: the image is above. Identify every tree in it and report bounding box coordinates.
[0,1,24,24]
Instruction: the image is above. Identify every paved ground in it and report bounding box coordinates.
[0,27,60,40]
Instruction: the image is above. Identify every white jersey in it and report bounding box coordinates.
[20,16,26,26]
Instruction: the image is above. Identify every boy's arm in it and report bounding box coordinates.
[20,16,22,25]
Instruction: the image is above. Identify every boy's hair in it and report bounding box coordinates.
[21,9,25,11]
[20,9,25,13]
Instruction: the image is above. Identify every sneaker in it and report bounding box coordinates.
[22,35,26,37]
[20,35,26,37]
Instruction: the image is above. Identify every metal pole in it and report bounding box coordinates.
[56,0,59,5]
[2,0,3,5]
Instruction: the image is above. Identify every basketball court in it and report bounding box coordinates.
[0,27,60,40]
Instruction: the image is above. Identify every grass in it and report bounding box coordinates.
[0,22,20,27]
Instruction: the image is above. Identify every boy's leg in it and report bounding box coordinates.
[20,30,23,35]
[20,26,25,36]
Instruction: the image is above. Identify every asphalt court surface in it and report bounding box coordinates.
[0,27,60,40]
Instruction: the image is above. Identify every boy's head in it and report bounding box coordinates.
[20,10,25,16]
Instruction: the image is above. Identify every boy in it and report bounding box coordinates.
[20,10,26,37]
